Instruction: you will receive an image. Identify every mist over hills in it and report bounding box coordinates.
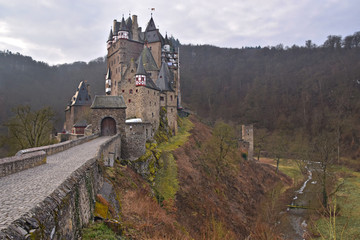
[1,32,360,157]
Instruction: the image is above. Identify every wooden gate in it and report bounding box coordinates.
[101,117,116,136]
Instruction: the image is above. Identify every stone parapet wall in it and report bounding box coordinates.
[0,151,46,178]
[15,134,99,157]
[121,122,148,160]
[0,135,121,240]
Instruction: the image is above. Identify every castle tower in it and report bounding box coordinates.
[131,15,140,41]
[135,55,146,86]
[242,125,254,160]
[144,17,163,68]
[107,28,113,49]
[64,81,92,133]
[118,16,129,39]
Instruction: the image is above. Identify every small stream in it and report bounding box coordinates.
[278,162,322,240]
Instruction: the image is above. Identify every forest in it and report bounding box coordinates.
[0,32,359,159]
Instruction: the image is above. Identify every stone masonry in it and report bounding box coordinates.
[0,136,113,239]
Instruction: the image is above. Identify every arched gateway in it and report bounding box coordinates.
[101,117,116,136]
[90,95,127,135]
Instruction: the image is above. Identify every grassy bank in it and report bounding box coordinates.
[313,164,360,239]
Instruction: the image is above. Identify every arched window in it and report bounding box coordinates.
[129,89,133,94]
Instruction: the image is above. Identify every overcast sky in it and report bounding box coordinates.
[0,0,359,65]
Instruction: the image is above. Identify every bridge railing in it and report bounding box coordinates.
[0,133,100,178]
[15,133,100,156]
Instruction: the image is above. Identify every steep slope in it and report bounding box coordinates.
[173,116,290,238]
[94,116,291,239]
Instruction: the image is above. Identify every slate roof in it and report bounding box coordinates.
[136,54,147,75]
[137,47,158,71]
[120,17,128,31]
[126,16,132,30]
[73,119,88,127]
[156,62,174,91]
[108,29,113,42]
[91,95,127,109]
[70,81,92,106]
[146,77,161,91]
[145,17,157,32]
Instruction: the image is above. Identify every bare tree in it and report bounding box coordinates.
[4,105,55,154]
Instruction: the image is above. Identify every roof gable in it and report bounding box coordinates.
[71,81,92,106]
[137,47,159,71]
[91,95,127,109]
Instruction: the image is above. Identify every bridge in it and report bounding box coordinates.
[0,134,121,239]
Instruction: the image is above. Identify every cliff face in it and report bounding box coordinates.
[92,116,289,239]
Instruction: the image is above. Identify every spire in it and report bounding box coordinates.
[145,16,157,32]
[120,16,129,31]
[136,54,146,75]
[156,62,173,91]
[107,28,113,42]
[164,33,170,45]
[126,15,132,30]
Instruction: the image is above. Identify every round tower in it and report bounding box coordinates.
[118,16,129,39]
[135,55,146,86]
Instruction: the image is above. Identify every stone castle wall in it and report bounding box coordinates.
[121,122,150,160]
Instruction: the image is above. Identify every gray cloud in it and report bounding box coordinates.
[0,0,359,65]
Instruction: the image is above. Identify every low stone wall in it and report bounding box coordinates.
[0,134,120,240]
[0,151,47,178]
[16,133,99,156]
[99,134,121,167]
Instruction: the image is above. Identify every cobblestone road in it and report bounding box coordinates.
[0,136,111,230]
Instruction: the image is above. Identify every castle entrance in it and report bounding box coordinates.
[101,117,116,136]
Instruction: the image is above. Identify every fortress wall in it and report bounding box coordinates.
[0,135,121,240]
[0,151,46,178]
[121,122,149,160]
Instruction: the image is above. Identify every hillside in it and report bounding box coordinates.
[0,51,106,130]
[89,116,290,239]
[180,45,360,157]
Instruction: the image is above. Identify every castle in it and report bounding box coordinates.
[105,14,181,137]
[62,14,182,159]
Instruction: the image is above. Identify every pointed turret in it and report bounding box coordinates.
[156,62,173,91]
[126,16,132,31]
[107,28,113,49]
[135,55,147,86]
[118,16,129,39]
[145,17,157,32]
[163,33,171,52]
[105,68,111,95]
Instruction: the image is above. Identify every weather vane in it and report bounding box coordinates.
[149,7,155,16]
